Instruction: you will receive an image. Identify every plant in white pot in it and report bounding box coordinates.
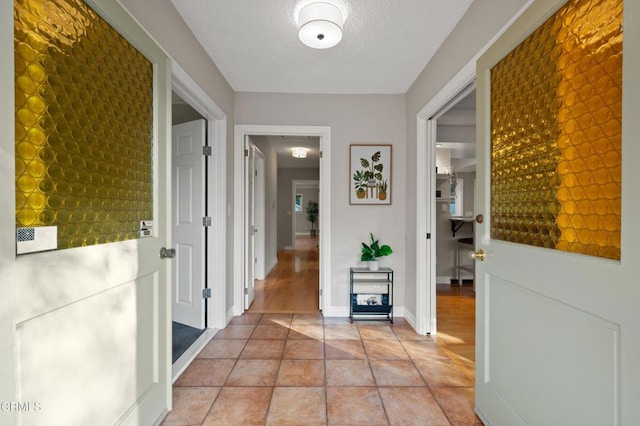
[360,233,393,271]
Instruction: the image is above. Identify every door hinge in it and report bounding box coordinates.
[320,150,323,159]
[320,289,323,296]
[202,146,212,156]
[202,288,212,299]
[426,233,431,239]
[244,149,249,157]
[255,257,258,264]
[244,288,248,295]
[203,217,212,227]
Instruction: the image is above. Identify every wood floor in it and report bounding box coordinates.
[247,236,475,377]
[248,236,320,313]
[433,283,476,380]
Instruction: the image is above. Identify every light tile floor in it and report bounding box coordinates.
[163,313,481,426]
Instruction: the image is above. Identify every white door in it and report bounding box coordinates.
[244,139,256,308]
[254,152,266,280]
[11,0,172,423]
[474,0,640,424]
[172,119,206,329]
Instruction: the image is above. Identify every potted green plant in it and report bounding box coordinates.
[378,179,388,201]
[360,233,393,271]
[353,170,367,199]
[305,200,319,236]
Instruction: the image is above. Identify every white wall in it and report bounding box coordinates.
[235,93,406,314]
[404,0,530,321]
[250,136,279,273]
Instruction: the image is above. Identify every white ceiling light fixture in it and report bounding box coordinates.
[297,1,344,49]
[291,147,308,158]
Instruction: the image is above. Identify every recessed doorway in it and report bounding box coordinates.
[233,125,332,316]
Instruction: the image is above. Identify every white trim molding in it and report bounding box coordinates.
[172,61,227,330]
[234,125,331,315]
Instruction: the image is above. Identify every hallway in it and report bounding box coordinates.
[248,236,320,313]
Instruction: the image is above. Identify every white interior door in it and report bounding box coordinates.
[172,119,206,329]
[254,151,266,280]
[245,139,256,308]
[475,0,640,424]
[11,0,172,422]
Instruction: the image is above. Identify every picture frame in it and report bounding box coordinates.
[349,144,392,205]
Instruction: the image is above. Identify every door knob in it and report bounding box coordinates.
[160,247,176,259]
[468,248,485,261]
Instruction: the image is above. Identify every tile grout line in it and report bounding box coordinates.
[196,314,261,425]
[395,326,455,426]
[358,322,393,426]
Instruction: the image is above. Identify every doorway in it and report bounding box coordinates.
[431,85,477,376]
[243,135,321,312]
[170,98,206,364]
[171,63,227,380]
[233,125,331,316]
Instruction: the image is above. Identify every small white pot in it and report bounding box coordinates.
[368,260,379,271]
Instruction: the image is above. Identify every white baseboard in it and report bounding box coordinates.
[265,257,277,276]
[403,309,418,331]
[226,306,236,324]
[284,245,295,250]
[322,306,350,317]
[172,328,217,382]
[436,275,451,284]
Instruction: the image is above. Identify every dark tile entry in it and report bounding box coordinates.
[172,322,205,363]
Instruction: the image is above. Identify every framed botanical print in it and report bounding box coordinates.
[350,144,392,205]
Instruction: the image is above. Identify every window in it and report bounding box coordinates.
[295,194,303,213]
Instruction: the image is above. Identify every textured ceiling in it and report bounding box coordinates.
[170,0,475,94]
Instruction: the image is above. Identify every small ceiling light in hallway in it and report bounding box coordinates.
[297,1,344,49]
[291,147,308,158]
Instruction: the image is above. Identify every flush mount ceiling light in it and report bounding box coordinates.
[291,147,308,158]
[297,1,344,49]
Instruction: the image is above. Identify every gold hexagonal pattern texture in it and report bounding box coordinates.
[490,0,622,260]
[14,0,153,249]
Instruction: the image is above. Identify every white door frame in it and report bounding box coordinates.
[414,2,532,335]
[172,62,227,330]
[254,147,266,280]
[234,125,331,315]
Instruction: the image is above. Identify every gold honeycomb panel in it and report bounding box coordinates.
[14,0,153,250]
[490,0,622,260]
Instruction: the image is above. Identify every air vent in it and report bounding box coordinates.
[17,227,35,242]
[16,226,57,254]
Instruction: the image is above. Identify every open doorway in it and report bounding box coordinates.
[244,135,321,313]
[170,63,227,381]
[432,86,477,375]
[170,92,207,364]
[233,125,331,317]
